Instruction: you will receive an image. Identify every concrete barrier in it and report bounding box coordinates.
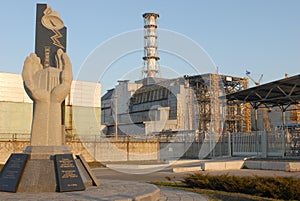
[201,161,226,171]
[244,160,300,172]
[243,161,262,169]
[167,159,202,165]
[288,162,300,172]
[261,161,288,171]
[225,160,244,169]
[172,159,245,172]
[201,160,244,171]
[0,140,159,164]
[172,166,202,173]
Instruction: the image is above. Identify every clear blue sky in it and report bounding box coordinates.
[0,0,299,91]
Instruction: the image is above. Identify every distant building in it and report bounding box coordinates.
[101,73,251,137]
[0,72,101,139]
[101,77,196,136]
[101,12,251,138]
[252,107,297,131]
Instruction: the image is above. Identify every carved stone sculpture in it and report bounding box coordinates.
[22,49,72,146]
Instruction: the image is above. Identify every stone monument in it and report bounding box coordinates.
[23,3,71,157]
[0,4,98,193]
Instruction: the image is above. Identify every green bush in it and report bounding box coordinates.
[183,173,300,200]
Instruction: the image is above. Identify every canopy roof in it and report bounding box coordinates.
[223,74,300,108]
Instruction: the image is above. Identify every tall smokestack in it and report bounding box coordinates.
[143,13,160,78]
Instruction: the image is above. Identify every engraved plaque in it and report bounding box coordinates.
[55,154,85,192]
[0,154,28,192]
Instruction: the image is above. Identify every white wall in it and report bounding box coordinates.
[0,72,32,103]
[0,72,101,135]
[66,81,101,107]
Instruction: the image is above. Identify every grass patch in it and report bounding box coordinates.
[182,173,300,200]
[87,161,106,168]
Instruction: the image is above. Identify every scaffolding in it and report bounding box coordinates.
[186,74,251,135]
[225,77,251,132]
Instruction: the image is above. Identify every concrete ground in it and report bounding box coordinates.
[94,167,300,183]
[0,161,212,201]
[90,160,300,200]
[1,159,300,200]
[94,160,300,183]
[0,178,208,201]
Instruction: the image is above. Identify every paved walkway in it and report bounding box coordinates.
[0,187,207,201]
[0,179,208,201]
[0,179,155,201]
[0,189,208,201]
[160,188,208,201]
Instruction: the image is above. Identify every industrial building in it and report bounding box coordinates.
[101,77,197,136]
[0,72,101,140]
[101,13,251,141]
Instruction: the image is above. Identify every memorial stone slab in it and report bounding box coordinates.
[0,154,29,192]
[55,154,85,192]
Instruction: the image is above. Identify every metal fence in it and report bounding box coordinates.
[232,132,261,156]
[0,133,31,141]
[0,132,229,158]
[232,131,288,157]
[0,132,198,143]
[3,131,294,158]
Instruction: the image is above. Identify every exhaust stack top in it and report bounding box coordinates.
[142,13,160,78]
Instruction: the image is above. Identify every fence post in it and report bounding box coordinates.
[281,130,285,158]
[261,131,267,158]
[228,132,231,157]
[232,132,235,156]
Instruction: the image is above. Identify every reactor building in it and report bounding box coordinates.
[101,13,250,139]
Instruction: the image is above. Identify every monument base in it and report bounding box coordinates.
[24,146,72,159]
[18,157,58,192]
[0,146,98,193]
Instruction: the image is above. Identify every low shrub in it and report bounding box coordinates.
[183,173,300,200]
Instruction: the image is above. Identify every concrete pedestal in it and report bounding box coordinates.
[19,146,75,192]
[17,157,57,192]
[1,146,92,193]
